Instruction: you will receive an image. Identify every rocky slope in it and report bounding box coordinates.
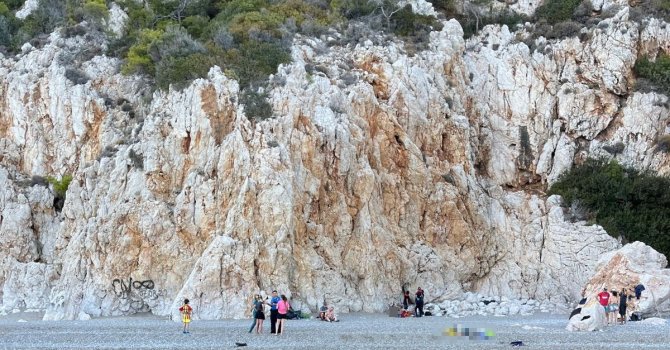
[0,0,668,320]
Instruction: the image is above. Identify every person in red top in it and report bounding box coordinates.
[597,288,610,309]
[179,299,193,334]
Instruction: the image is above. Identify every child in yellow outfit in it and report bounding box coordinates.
[179,299,192,334]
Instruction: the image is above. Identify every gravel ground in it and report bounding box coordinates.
[1,312,668,349]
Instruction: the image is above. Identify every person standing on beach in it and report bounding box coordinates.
[276,294,290,335]
[415,287,425,317]
[255,295,266,333]
[402,290,412,310]
[597,288,610,308]
[619,289,629,325]
[269,290,281,334]
[607,291,619,325]
[179,299,192,334]
[248,295,260,333]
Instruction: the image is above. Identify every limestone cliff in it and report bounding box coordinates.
[0,0,668,320]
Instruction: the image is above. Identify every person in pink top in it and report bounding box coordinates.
[276,294,290,335]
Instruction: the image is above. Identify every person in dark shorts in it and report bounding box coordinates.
[255,295,266,333]
[619,289,629,324]
[276,294,290,335]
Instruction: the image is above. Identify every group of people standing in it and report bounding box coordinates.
[400,287,425,317]
[597,287,633,325]
[249,290,291,335]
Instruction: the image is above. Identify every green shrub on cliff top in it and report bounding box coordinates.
[634,53,670,96]
[549,159,670,258]
[4,0,446,100]
[0,3,10,16]
[535,0,582,24]
[47,174,73,199]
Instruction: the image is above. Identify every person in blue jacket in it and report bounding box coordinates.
[269,290,282,334]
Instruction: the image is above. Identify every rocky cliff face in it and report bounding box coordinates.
[0,1,668,320]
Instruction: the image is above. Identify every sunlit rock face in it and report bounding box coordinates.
[0,1,668,320]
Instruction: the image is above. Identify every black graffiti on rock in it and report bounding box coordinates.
[112,278,164,299]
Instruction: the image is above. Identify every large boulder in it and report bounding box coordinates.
[566,297,607,331]
[582,242,670,318]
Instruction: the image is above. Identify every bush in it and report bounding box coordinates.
[227,9,283,42]
[534,20,583,40]
[81,0,108,27]
[602,142,625,155]
[50,174,72,197]
[629,0,670,23]
[225,40,291,89]
[128,149,143,170]
[535,0,582,25]
[212,0,268,24]
[460,9,527,39]
[30,175,49,187]
[47,174,73,211]
[182,15,210,39]
[426,0,457,14]
[549,159,670,258]
[334,0,377,20]
[0,15,11,49]
[0,3,9,16]
[391,4,442,37]
[148,25,205,62]
[155,52,213,90]
[634,54,670,96]
[121,29,163,75]
[14,0,67,46]
[272,0,331,27]
[65,68,90,85]
[240,89,273,120]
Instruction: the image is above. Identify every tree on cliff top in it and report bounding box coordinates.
[549,159,670,259]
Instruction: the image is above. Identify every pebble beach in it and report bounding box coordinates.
[1,311,669,349]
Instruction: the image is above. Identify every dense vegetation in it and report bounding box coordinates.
[549,159,670,259]
[5,1,670,112]
[634,53,670,96]
[0,0,441,106]
[535,0,582,24]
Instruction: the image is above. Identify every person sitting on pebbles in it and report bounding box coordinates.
[325,306,339,322]
[319,302,328,321]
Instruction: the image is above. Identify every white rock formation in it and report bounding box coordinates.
[401,0,437,16]
[106,3,129,38]
[582,242,670,318]
[566,297,607,331]
[0,2,668,320]
[426,291,569,318]
[15,0,39,20]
